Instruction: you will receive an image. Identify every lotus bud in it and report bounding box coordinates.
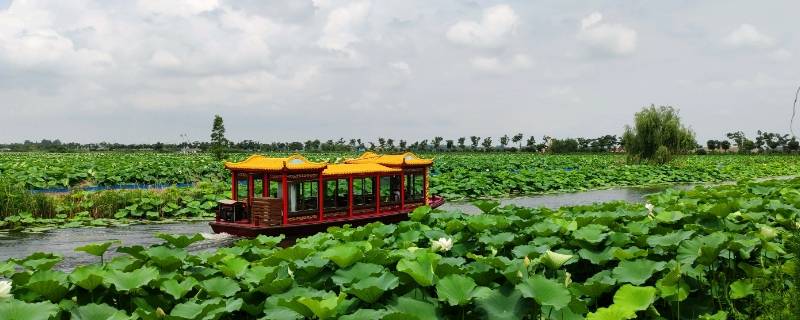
[541,250,574,269]
[759,226,777,240]
[523,256,531,267]
[287,267,294,279]
[431,237,453,252]
[155,307,166,318]
[0,280,11,299]
[564,272,572,287]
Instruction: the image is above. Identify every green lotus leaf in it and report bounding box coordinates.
[69,264,106,291]
[396,252,440,287]
[144,246,186,269]
[478,232,515,248]
[572,224,609,244]
[26,269,69,302]
[161,277,197,300]
[654,210,686,223]
[170,300,206,319]
[612,284,657,314]
[0,300,59,320]
[331,262,384,287]
[70,303,129,320]
[586,305,634,320]
[105,267,158,291]
[540,250,575,269]
[472,200,501,214]
[476,286,525,320]
[261,306,304,320]
[729,279,754,299]
[155,233,205,248]
[323,245,364,268]
[297,292,346,320]
[611,259,665,285]
[201,277,240,297]
[75,240,120,257]
[435,274,478,306]
[219,256,249,278]
[646,230,694,248]
[516,274,571,310]
[578,247,617,265]
[349,272,399,303]
[386,296,438,320]
[340,309,390,320]
[15,252,62,271]
[698,311,729,320]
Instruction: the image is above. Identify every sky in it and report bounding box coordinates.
[0,0,798,144]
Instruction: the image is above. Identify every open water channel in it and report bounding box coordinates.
[0,184,697,269]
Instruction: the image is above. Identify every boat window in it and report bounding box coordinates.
[288,180,318,215]
[324,178,350,210]
[380,175,402,205]
[237,173,250,200]
[353,177,375,207]
[405,173,424,203]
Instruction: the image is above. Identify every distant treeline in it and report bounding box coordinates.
[0,135,621,153]
[2,130,797,154]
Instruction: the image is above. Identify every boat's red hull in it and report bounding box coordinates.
[209,196,445,238]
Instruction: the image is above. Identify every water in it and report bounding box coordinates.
[0,221,234,270]
[439,184,693,214]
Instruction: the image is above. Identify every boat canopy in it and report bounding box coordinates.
[344,152,433,167]
[224,154,327,172]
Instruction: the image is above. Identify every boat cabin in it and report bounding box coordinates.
[211,152,444,237]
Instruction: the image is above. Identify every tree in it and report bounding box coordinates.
[386,139,395,151]
[210,115,227,160]
[399,140,407,150]
[499,134,509,150]
[378,138,386,151]
[432,137,444,151]
[445,139,454,151]
[481,137,493,151]
[457,137,466,150]
[720,140,731,152]
[525,136,536,151]
[470,136,480,150]
[512,133,524,149]
[706,140,718,151]
[550,138,578,154]
[622,105,696,164]
[788,138,800,152]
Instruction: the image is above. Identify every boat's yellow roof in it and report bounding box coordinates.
[322,163,400,176]
[224,154,328,171]
[224,154,406,175]
[344,152,433,166]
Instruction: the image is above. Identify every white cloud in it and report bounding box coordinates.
[389,61,411,75]
[577,12,637,56]
[723,24,774,48]
[470,53,532,74]
[149,50,181,69]
[137,0,220,17]
[317,1,371,55]
[768,48,792,61]
[446,4,519,48]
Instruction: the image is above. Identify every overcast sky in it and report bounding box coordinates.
[0,0,798,144]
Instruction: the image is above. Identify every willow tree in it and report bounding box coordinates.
[622,105,696,164]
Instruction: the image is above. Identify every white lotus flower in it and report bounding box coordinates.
[645,203,655,219]
[0,280,12,299]
[541,250,574,269]
[431,237,453,252]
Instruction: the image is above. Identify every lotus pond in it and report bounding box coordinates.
[1,178,798,319]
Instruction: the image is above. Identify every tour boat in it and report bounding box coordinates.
[210,152,445,238]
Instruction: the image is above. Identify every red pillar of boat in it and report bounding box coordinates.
[423,167,429,205]
[375,175,381,214]
[348,176,354,217]
[247,174,254,208]
[318,174,324,222]
[262,174,268,197]
[281,173,288,225]
[400,170,405,210]
[231,171,238,201]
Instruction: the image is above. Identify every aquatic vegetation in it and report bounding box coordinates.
[0,178,797,318]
